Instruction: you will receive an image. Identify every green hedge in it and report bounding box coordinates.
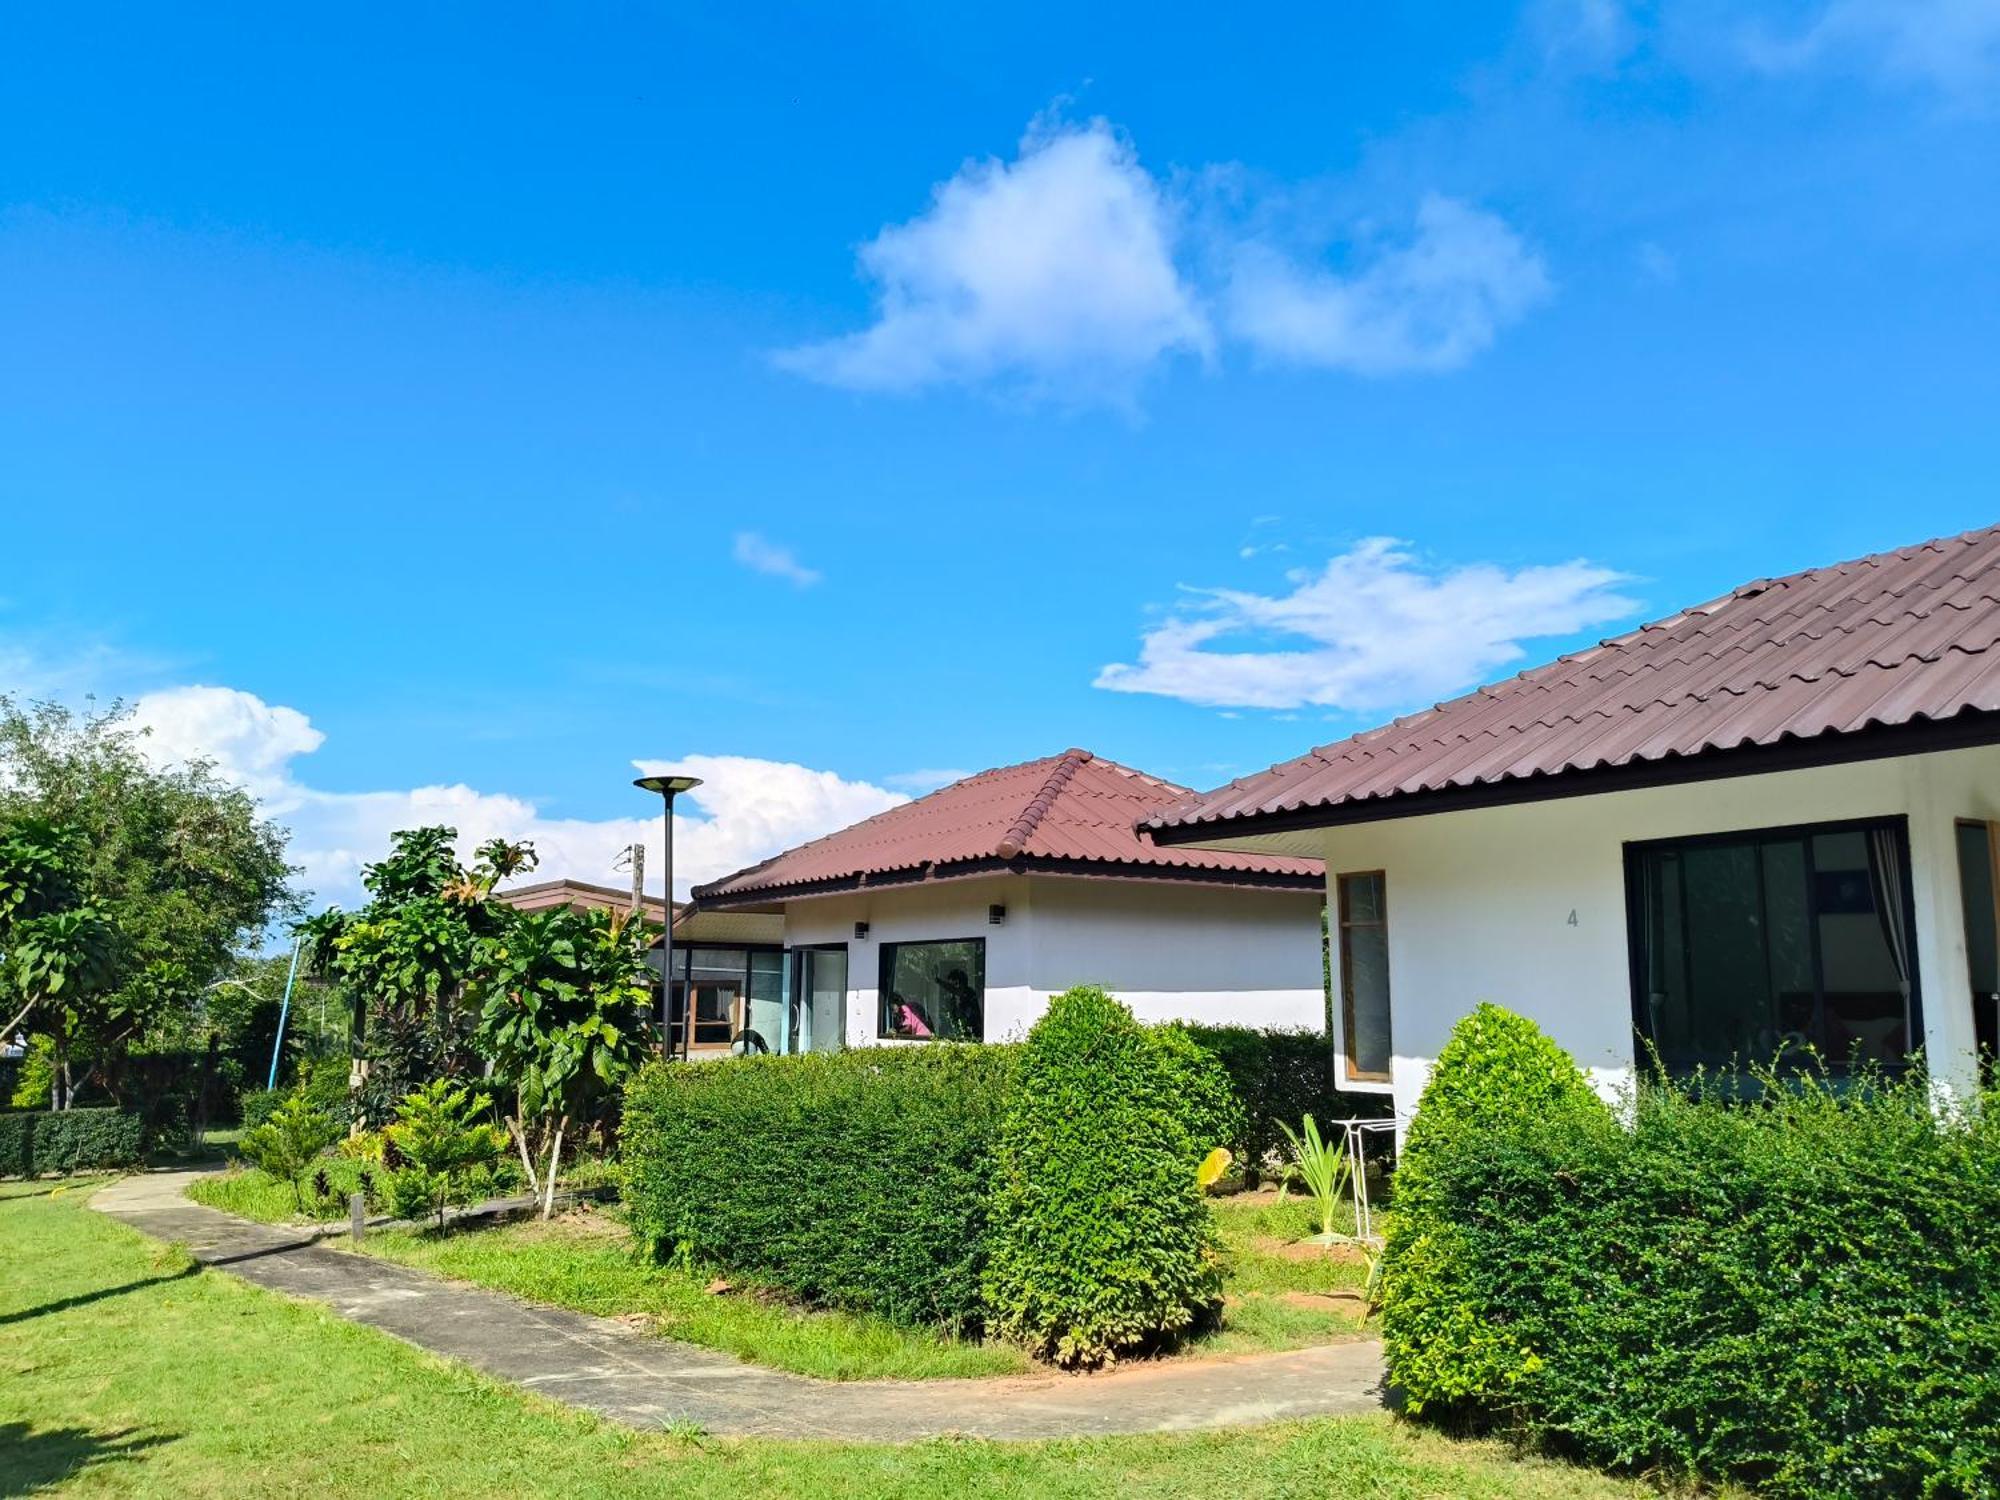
[623,1045,1015,1334]
[1382,1008,2000,1498]
[621,993,1240,1359]
[0,1106,147,1177]
[1181,1024,1389,1183]
[985,988,1225,1367]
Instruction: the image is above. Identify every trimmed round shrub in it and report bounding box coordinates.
[1382,1002,1611,1413]
[1391,1001,1611,1216]
[984,986,1223,1368]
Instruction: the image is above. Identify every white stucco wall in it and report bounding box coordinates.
[775,874,1327,1046]
[1302,744,2000,1125]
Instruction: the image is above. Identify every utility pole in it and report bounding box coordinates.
[628,842,646,917]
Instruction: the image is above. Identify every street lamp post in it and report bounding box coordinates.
[632,774,703,1058]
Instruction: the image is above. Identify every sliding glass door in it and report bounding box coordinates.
[788,946,847,1054]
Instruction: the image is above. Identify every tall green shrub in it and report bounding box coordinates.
[1151,1022,1246,1165]
[622,1045,1014,1334]
[1381,1003,1611,1412]
[984,986,1223,1368]
[1181,1024,1387,1183]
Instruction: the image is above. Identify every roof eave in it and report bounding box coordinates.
[1147,709,2000,847]
[692,853,1325,910]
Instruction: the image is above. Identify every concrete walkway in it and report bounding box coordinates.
[92,1170,1386,1442]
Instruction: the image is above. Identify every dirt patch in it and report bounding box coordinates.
[1262,1238,1372,1267]
[1274,1290,1367,1314]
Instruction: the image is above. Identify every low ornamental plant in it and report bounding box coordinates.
[1276,1114,1352,1243]
[382,1079,506,1231]
[983,986,1224,1368]
[238,1093,343,1213]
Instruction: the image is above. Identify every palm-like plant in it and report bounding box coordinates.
[1276,1113,1354,1245]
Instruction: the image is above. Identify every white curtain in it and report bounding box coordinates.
[1869,826,1912,1003]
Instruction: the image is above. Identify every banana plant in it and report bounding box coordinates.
[1276,1113,1354,1245]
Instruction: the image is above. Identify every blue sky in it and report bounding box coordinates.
[4,1,1998,903]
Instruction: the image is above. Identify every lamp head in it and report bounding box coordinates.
[633,774,704,798]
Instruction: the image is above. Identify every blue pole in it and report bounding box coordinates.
[267,935,303,1091]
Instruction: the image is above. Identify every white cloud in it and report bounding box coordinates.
[633,755,907,883]
[776,117,1212,400]
[882,767,973,794]
[1095,538,1638,712]
[1225,196,1553,375]
[1742,0,2000,103]
[128,685,904,908]
[732,531,821,588]
[778,115,1553,402]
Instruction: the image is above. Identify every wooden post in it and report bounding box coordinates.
[350,1192,366,1242]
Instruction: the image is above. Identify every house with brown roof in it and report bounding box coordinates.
[491,878,673,925]
[1146,523,2000,1127]
[687,750,1329,1052]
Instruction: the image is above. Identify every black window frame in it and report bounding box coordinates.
[1622,813,1924,1078]
[877,936,987,1042]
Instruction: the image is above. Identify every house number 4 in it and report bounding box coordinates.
[1566,909,1579,927]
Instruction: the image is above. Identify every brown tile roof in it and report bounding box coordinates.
[493,878,672,924]
[1147,522,2000,841]
[693,750,1324,906]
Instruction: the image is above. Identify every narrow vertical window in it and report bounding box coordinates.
[1338,871,1392,1083]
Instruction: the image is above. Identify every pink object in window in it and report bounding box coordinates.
[895,1002,934,1039]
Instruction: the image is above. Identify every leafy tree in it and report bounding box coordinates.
[0,697,298,1103]
[472,904,654,1217]
[0,814,118,1107]
[303,829,534,1124]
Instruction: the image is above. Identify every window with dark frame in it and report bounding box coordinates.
[1337,872,1392,1083]
[1627,816,1919,1076]
[878,938,985,1041]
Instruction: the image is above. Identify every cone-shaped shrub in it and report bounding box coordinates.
[1382,1002,1611,1412]
[984,986,1223,1368]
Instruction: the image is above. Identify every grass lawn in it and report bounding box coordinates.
[189,1157,379,1223]
[186,1167,1375,1378]
[1195,1191,1375,1358]
[353,1212,1030,1381]
[0,1175,1652,1499]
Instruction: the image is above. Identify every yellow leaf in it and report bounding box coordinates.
[1196,1147,1232,1190]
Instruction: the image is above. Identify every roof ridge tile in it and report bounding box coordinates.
[996,748,1093,858]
